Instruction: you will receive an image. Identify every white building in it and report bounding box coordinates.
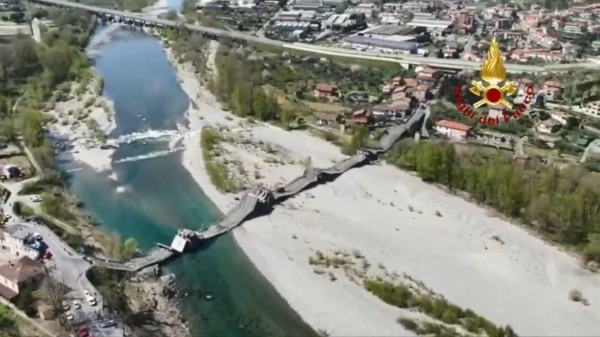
[581,101,600,119]
[434,120,473,140]
[407,18,453,30]
[0,225,43,260]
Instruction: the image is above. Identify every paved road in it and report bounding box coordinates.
[26,0,600,73]
[0,180,124,337]
[464,16,484,53]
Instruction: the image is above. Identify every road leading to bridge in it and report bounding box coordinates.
[26,0,600,73]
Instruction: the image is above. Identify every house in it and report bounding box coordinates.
[549,110,573,125]
[315,113,339,126]
[542,81,563,101]
[404,78,419,88]
[372,102,410,121]
[582,101,600,118]
[434,120,473,140]
[351,109,371,125]
[488,105,505,119]
[0,225,45,260]
[536,119,561,134]
[0,256,45,300]
[417,66,440,81]
[413,85,432,101]
[314,84,338,99]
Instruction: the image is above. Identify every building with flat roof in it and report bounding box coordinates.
[342,35,419,53]
[407,18,453,30]
[362,25,413,36]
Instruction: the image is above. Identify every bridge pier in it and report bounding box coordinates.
[171,229,196,253]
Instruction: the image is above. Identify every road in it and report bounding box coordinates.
[25,0,600,73]
[464,16,484,53]
[0,179,124,337]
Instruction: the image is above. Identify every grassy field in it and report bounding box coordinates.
[306,101,342,114]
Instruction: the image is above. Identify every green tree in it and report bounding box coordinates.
[345,126,368,155]
[34,276,67,321]
[20,109,45,147]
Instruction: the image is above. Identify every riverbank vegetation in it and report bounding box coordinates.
[156,26,210,80]
[364,279,517,337]
[200,127,241,193]
[1,6,137,259]
[1,8,100,222]
[308,249,516,337]
[386,140,600,266]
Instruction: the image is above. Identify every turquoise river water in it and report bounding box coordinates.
[59,23,316,337]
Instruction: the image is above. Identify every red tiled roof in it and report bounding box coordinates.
[0,257,45,283]
[435,120,473,132]
[315,83,336,92]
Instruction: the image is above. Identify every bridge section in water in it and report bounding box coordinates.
[170,107,430,252]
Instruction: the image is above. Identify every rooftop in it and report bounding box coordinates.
[343,35,419,50]
[435,120,473,132]
[2,224,33,241]
[407,18,453,29]
[0,257,45,299]
[360,25,413,36]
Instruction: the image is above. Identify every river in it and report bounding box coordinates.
[61,24,316,337]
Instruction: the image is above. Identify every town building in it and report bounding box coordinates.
[457,9,474,30]
[314,83,338,99]
[0,225,44,260]
[371,102,410,121]
[407,18,454,31]
[549,110,573,125]
[434,120,473,140]
[582,101,600,118]
[542,80,563,101]
[323,13,365,31]
[0,256,45,300]
[536,119,561,134]
[342,35,419,53]
[563,21,587,34]
[351,109,371,125]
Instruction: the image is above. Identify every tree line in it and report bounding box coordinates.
[387,140,600,265]
[212,45,295,126]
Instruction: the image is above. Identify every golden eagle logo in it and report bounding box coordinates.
[469,37,517,109]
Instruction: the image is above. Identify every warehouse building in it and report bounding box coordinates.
[407,18,453,30]
[342,35,419,53]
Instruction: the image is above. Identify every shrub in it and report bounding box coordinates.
[397,317,418,331]
[442,310,458,325]
[569,289,583,302]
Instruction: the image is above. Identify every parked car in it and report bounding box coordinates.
[100,320,117,328]
[87,296,97,306]
[76,326,89,337]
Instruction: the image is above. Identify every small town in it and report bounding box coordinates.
[187,0,600,170]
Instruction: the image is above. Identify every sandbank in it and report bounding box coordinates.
[170,42,600,336]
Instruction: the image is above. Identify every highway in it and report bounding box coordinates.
[26,0,600,73]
